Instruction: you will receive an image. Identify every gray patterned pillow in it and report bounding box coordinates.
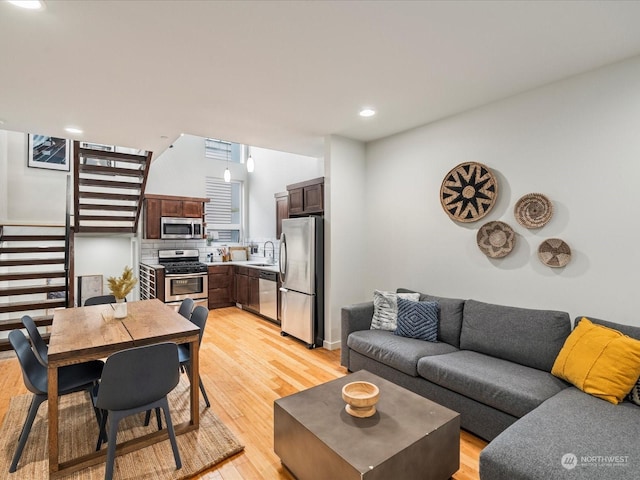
[628,377,640,406]
[370,290,420,331]
[395,299,439,342]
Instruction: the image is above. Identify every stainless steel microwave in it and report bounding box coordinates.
[161,217,203,239]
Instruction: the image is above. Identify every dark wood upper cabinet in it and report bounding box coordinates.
[182,200,203,218]
[144,198,161,239]
[286,177,324,216]
[143,194,208,239]
[275,191,289,239]
[161,199,183,217]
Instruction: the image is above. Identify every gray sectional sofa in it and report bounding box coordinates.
[340,289,640,480]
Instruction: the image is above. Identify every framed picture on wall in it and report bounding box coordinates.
[27,134,71,171]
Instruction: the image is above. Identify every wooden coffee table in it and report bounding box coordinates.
[274,370,460,480]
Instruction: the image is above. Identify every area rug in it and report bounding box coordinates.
[0,375,244,479]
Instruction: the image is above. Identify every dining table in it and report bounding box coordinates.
[47,298,201,478]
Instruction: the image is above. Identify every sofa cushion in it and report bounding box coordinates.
[460,299,571,371]
[347,330,458,377]
[417,351,568,418]
[370,290,420,331]
[395,299,439,342]
[480,387,640,480]
[397,288,465,347]
[552,317,640,404]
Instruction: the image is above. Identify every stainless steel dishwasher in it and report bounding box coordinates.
[259,270,278,322]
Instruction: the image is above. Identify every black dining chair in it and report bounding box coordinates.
[143,305,211,429]
[8,330,104,473]
[94,342,182,480]
[20,315,49,366]
[21,314,105,373]
[84,294,118,306]
[179,305,211,407]
[177,298,195,319]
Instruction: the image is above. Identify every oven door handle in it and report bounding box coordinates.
[164,272,208,278]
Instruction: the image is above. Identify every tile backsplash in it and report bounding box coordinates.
[140,238,280,265]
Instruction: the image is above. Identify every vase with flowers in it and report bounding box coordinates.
[107,266,137,319]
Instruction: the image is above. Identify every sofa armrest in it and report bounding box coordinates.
[341,301,374,368]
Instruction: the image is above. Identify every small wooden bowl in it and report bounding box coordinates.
[341,381,380,418]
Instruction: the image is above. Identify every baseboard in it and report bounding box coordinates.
[322,338,341,351]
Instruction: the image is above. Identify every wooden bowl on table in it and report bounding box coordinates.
[342,381,380,418]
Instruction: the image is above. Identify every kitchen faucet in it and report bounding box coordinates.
[264,241,275,264]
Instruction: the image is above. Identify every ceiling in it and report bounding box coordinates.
[2,1,640,159]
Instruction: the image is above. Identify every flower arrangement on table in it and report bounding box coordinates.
[107,266,137,318]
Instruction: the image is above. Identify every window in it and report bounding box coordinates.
[204,138,241,163]
[205,177,242,242]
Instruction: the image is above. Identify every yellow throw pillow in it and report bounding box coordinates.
[551,318,640,404]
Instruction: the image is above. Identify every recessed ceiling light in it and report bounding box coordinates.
[64,127,83,134]
[359,108,376,118]
[8,1,45,10]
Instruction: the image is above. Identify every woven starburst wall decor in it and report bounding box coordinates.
[440,162,498,223]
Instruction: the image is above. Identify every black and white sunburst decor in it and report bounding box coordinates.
[440,162,498,223]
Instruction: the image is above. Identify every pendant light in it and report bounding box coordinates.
[246,147,255,173]
[224,142,231,183]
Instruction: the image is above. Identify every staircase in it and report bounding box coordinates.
[74,141,152,234]
[0,224,72,352]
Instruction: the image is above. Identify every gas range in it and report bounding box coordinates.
[158,249,208,275]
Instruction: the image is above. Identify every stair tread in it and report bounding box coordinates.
[0,271,66,281]
[0,284,66,296]
[78,191,140,201]
[0,315,54,329]
[79,164,145,178]
[78,177,142,189]
[78,148,149,164]
[78,203,137,212]
[0,246,65,253]
[75,226,136,234]
[0,235,65,241]
[0,298,67,313]
[0,258,65,266]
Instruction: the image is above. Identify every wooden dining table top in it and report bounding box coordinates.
[49,298,200,366]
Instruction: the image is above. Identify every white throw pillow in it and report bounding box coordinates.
[370,290,420,331]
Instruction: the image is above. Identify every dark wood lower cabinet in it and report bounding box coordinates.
[235,266,263,314]
[208,265,235,309]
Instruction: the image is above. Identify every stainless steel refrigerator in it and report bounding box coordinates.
[279,216,324,348]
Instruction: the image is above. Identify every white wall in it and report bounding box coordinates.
[1,130,67,223]
[74,236,139,302]
[324,135,367,349]
[363,56,640,326]
[247,146,323,239]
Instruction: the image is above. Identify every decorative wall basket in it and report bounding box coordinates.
[440,162,498,223]
[538,238,571,268]
[477,221,516,258]
[514,193,553,228]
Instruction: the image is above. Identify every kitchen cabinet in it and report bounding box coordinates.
[275,191,289,239]
[161,199,203,218]
[287,177,324,216]
[144,198,161,239]
[208,265,234,309]
[235,266,262,314]
[143,194,208,239]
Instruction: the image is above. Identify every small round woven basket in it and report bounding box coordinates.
[538,238,571,267]
[514,193,553,228]
[476,221,516,258]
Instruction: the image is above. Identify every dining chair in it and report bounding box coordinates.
[84,294,118,306]
[143,305,210,429]
[20,315,49,366]
[178,305,210,407]
[21,314,105,373]
[94,342,182,480]
[177,297,195,319]
[8,330,104,473]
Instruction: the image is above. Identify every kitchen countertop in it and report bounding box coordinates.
[205,260,279,273]
[139,260,279,273]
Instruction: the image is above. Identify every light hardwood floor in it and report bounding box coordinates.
[0,307,486,479]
